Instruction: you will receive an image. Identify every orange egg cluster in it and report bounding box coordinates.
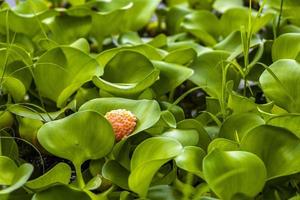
[104,109,137,141]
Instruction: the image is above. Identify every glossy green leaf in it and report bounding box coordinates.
[0,111,13,129]
[162,128,199,146]
[259,59,300,112]
[151,61,194,95]
[0,44,32,101]
[163,48,197,66]
[37,111,115,165]
[175,146,206,177]
[207,138,240,152]
[272,33,300,61]
[129,137,183,197]
[0,131,19,160]
[102,160,130,190]
[45,15,92,44]
[93,51,159,97]
[18,117,43,146]
[25,162,71,191]
[214,30,262,60]
[177,119,211,150]
[34,46,102,107]
[0,6,53,37]
[7,101,76,122]
[189,50,239,98]
[84,175,102,191]
[0,157,34,194]
[213,0,244,12]
[220,8,275,36]
[203,150,266,200]
[32,185,91,200]
[182,10,220,46]
[96,45,162,67]
[0,156,18,185]
[241,125,300,180]
[219,113,265,141]
[267,114,300,138]
[79,97,161,136]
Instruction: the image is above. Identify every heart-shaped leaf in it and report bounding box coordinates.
[93,50,159,97]
[203,149,266,200]
[79,97,161,136]
[241,125,300,180]
[37,110,115,165]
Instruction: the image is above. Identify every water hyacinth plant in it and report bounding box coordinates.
[0,0,300,199]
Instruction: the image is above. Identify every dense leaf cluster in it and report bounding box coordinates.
[0,0,300,199]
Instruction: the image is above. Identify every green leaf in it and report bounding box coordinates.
[129,137,183,197]
[0,156,18,185]
[259,59,300,112]
[175,146,206,177]
[0,157,34,194]
[213,0,244,12]
[177,119,211,150]
[84,175,102,191]
[219,113,265,141]
[220,8,275,36]
[79,97,161,137]
[34,46,102,107]
[272,33,300,61]
[163,48,197,66]
[32,185,91,200]
[267,114,300,138]
[93,50,159,97]
[0,44,32,101]
[189,50,239,98]
[45,15,92,44]
[102,160,130,190]
[18,117,43,147]
[96,45,162,67]
[181,10,220,46]
[241,125,300,180]
[207,138,240,152]
[203,149,266,200]
[0,111,13,129]
[214,30,262,60]
[0,131,19,160]
[7,101,75,122]
[37,111,115,165]
[0,7,54,37]
[25,162,71,191]
[162,128,199,146]
[151,61,194,95]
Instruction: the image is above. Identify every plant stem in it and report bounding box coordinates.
[75,164,85,189]
[276,0,284,37]
[182,173,194,200]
